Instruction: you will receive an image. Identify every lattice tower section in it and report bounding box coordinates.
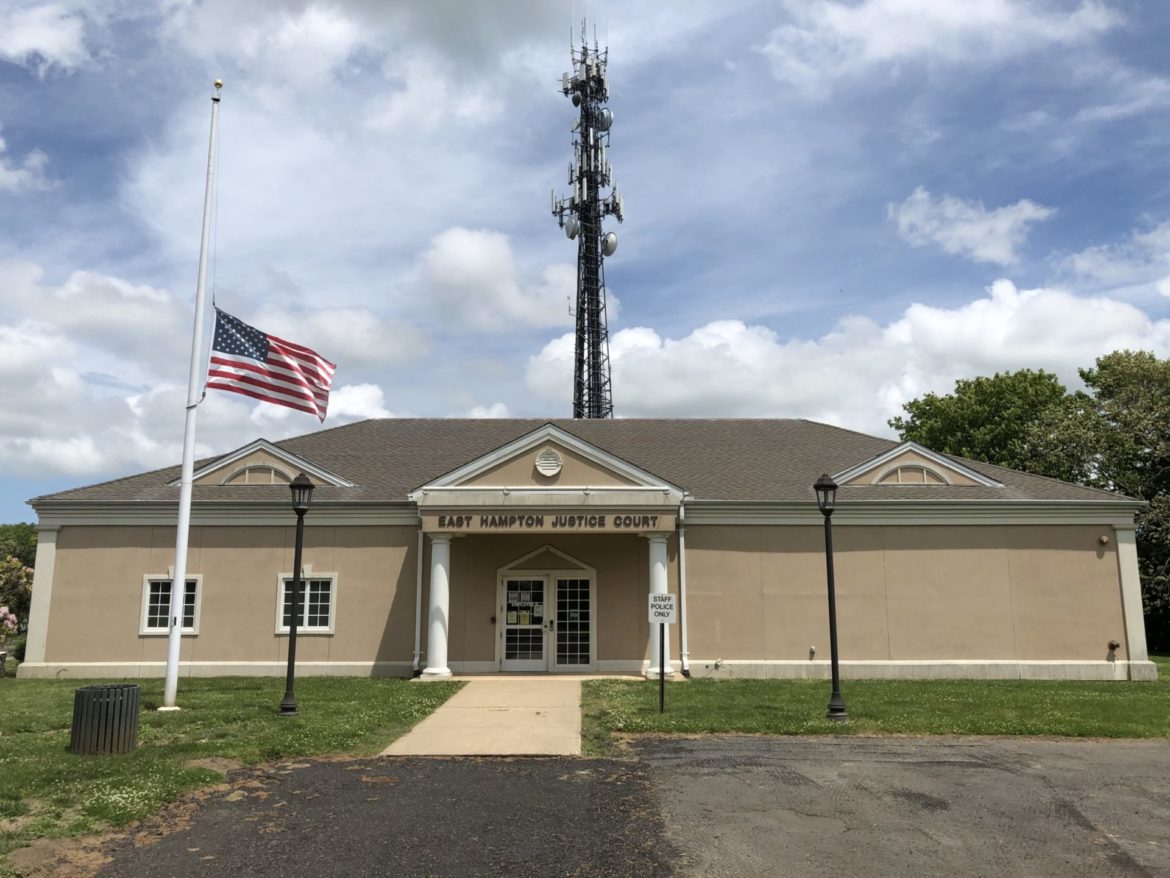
[552,26,623,419]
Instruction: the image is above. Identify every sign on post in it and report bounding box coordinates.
[649,594,676,714]
[649,594,677,624]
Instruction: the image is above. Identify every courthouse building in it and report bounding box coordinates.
[19,419,1156,681]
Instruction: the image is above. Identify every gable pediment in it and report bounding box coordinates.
[504,546,590,572]
[461,440,639,488]
[181,439,354,488]
[836,442,1002,488]
[409,423,683,505]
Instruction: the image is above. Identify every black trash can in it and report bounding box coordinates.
[70,684,140,755]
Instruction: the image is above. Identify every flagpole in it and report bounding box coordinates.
[162,80,222,710]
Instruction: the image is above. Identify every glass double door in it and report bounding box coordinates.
[501,576,591,672]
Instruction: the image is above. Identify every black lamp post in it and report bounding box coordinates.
[280,473,315,716]
[813,473,848,722]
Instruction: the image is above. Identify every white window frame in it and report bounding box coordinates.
[140,574,202,636]
[275,572,337,635]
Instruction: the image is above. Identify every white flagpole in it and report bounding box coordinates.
[162,80,222,710]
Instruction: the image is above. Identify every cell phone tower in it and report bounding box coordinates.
[552,22,623,419]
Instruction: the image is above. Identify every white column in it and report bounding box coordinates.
[422,535,452,678]
[646,534,673,678]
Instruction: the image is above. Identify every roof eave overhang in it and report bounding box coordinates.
[30,500,419,528]
[411,486,683,509]
[683,498,1144,527]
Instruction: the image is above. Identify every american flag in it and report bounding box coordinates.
[206,308,336,421]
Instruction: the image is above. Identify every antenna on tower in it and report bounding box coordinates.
[551,19,623,420]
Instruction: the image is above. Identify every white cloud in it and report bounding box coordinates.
[1073,67,1170,123]
[527,280,1170,434]
[421,227,574,332]
[244,303,428,368]
[0,126,54,192]
[1061,221,1170,294]
[760,0,1119,98]
[0,259,404,479]
[365,57,504,133]
[0,4,91,74]
[325,383,393,420]
[889,187,1055,265]
[466,403,510,418]
[0,261,184,373]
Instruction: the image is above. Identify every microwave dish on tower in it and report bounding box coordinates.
[551,20,623,419]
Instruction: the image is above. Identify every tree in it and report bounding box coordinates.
[888,369,1074,478]
[1045,351,1170,652]
[0,523,36,569]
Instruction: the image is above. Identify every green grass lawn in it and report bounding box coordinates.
[582,659,1170,755]
[0,675,459,868]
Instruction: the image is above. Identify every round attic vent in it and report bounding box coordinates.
[535,447,563,477]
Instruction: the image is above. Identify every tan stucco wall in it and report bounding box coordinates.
[43,524,417,665]
[685,524,1127,663]
[422,533,675,665]
[40,521,1128,671]
[461,442,640,488]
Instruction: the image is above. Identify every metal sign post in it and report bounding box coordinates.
[659,621,665,713]
[649,594,677,714]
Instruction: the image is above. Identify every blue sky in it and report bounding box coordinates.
[2,0,1170,523]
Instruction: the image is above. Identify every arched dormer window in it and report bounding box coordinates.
[876,465,948,486]
[222,465,294,486]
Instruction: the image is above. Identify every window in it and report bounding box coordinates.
[222,465,293,485]
[877,465,948,485]
[141,577,200,635]
[276,576,336,634]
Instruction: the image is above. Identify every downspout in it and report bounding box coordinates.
[412,527,424,677]
[678,495,691,677]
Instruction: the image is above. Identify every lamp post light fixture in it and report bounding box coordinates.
[813,473,848,722]
[280,473,315,717]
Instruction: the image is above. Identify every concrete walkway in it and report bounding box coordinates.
[381,677,583,756]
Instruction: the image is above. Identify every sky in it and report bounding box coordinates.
[2,0,1170,523]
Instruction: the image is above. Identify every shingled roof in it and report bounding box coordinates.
[31,418,1133,508]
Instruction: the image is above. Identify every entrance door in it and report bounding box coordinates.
[501,578,547,672]
[552,577,591,670]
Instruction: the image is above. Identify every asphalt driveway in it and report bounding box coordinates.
[635,736,1170,878]
[87,737,1170,878]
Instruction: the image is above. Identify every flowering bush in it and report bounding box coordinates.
[0,605,17,649]
[0,556,32,627]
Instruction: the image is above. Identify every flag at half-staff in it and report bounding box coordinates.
[206,307,336,422]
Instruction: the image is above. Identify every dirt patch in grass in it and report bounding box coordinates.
[183,756,243,776]
[6,836,113,878]
[5,766,288,875]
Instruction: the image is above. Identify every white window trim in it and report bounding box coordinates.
[140,574,202,636]
[221,463,294,486]
[275,571,337,635]
[874,463,951,485]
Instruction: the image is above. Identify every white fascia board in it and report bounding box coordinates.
[834,441,1002,487]
[684,499,1141,527]
[32,501,420,528]
[409,423,683,498]
[414,486,681,508]
[168,438,355,488]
